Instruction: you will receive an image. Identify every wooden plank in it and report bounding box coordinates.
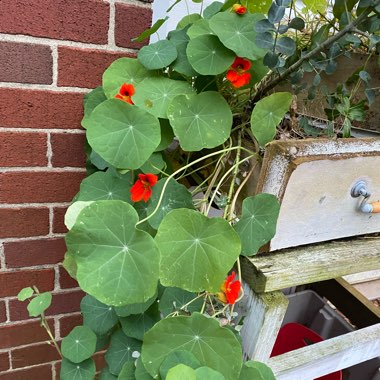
[354,279,380,301]
[242,238,380,293]
[311,278,380,328]
[344,269,380,284]
[268,323,380,380]
[239,283,288,362]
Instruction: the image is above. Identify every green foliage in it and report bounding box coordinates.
[159,287,203,317]
[159,351,201,379]
[17,287,33,301]
[60,358,96,380]
[138,40,178,70]
[27,292,52,317]
[239,361,276,379]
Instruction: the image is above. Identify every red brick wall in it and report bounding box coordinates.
[0,1,152,378]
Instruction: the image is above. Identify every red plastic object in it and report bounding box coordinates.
[271,323,342,380]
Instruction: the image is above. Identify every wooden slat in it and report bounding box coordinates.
[240,283,288,362]
[242,238,380,293]
[268,323,380,380]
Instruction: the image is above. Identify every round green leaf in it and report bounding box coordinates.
[17,287,33,301]
[138,40,178,70]
[86,99,161,169]
[61,326,97,364]
[187,19,214,39]
[156,119,175,151]
[60,358,96,380]
[159,287,203,317]
[99,367,118,379]
[135,357,154,380]
[203,2,223,19]
[177,14,202,29]
[147,178,194,229]
[234,194,280,256]
[82,87,107,129]
[196,367,225,379]
[65,201,159,306]
[239,361,276,380]
[119,302,160,340]
[140,152,166,174]
[103,58,156,99]
[80,295,118,335]
[276,36,296,56]
[105,329,142,375]
[76,171,132,202]
[63,251,77,280]
[115,291,158,317]
[209,12,266,60]
[65,202,94,231]
[118,361,136,380]
[187,35,235,75]
[167,364,196,380]
[167,91,233,152]
[27,292,52,317]
[155,209,241,292]
[133,77,195,119]
[141,313,243,380]
[159,351,201,379]
[250,92,293,146]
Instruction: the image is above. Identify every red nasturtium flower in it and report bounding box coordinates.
[217,271,241,305]
[115,83,135,105]
[130,173,158,203]
[226,57,252,88]
[232,4,247,14]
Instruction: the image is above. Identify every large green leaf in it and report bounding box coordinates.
[159,287,203,317]
[76,171,132,202]
[105,329,142,376]
[196,367,225,379]
[133,77,195,119]
[234,194,280,256]
[167,92,233,152]
[250,92,292,146]
[103,58,156,99]
[159,351,201,379]
[239,361,276,380]
[61,326,97,364]
[187,19,215,39]
[147,178,194,229]
[209,12,266,60]
[82,87,107,129]
[141,313,243,380]
[27,292,52,317]
[86,99,161,169]
[138,40,178,70]
[65,202,94,231]
[60,358,96,380]
[119,302,160,340]
[242,0,272,13]
[65,201,159,306]
[140,152,166,175]
[203,2,223,19]
[177,14,202,29]
[135,357,154,380]
[156,119,175,151]
[80,295,118,335]
[155,209,241,292]
[115,291,158,317]
[187,35,235,75]
[167,364,196,380]
[118,361,136,380]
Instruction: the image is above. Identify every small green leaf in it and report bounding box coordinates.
[251,92,293,146]
[140,152,166,175]
[268,3,285,23]
[118,361,136,380]
[156,119,175,151]
[255,20,275,33]
[177,14,202,29]
[187,19,214,39]
[195,367,226,379]
[159,351,201,379]
[167,364,196,380]
[60,358,96,380]
[61,326,97,363]
[263,51,279,69]
[203,2,223,19]
[255,32,274,50]
[234,194,280,256]
[135,357,154,380]
[365,88,376,106]
[276,36,296,55]
[138,40,178,70]
[359,70,371,84]
[239,361,276,380]
[81,295,118,335]
[288,17,305,30]
[82,87,107,129]
[133,17,169,42]
[17,287,34,301]
[27,292,52,317]
[159,287,203,317]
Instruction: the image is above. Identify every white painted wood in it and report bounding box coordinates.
[344,269,380,284]
[354,279,380,300]
[240,283,288,361]
[268,323,380,380]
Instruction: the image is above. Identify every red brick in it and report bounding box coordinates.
[0,268,54,298]
[11,342,60,369]
[53,206,68,234]
[0,88,84,130]
[0,364,52,379]
[0,42,52,85]
[0,300,7,323]
[0,132,47,167]
[0,171,86,204]
[59,266,79,289]
[51,133,87,168]
[0,208,49,238]
[94,351,106,371]
[115,4,153,49]
[58,313,83,337]
[9,290,84,321]
[4,238,66,268]
[0,319,54,349]
[0,352,10,372]
[0,0,109,44]
[58,47,134,89]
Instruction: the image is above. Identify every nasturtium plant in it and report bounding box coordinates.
[49,1,380,378]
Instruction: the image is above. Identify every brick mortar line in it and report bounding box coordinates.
[0,167,86,172]
[0,233,66,244]
[108,0,116,48]
[0,288,81,304]
[53,265,60,292]
[0,202,71,209]
[0,128,85,134]
[0,358,57,372]
[0,82,91,93]
[46,133,53,168]
[0,33,138,54]
[49,207,55,237]
[0,243,5,269]
[0,262,58,274]
[51,45,58,87]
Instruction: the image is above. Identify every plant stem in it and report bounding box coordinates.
[41,317,62,357]
[251,4,376,104]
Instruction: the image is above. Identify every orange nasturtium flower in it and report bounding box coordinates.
[130,173,158,203]
[217,271,241,305]
[115,83,135,105]
[226,57,252,88]
[232,4,247,14]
